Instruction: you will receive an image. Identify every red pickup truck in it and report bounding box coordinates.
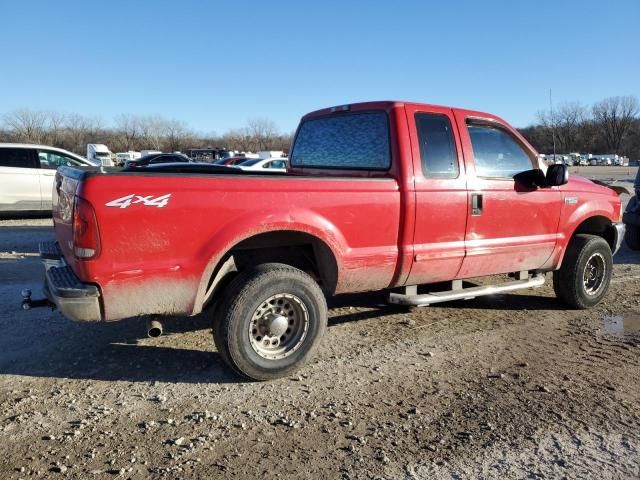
[31,101,624,380]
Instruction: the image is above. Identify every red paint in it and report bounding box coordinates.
[52,101,622,321]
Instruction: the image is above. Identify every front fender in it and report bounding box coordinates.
[547,196,619,269]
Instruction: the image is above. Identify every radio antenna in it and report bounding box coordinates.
[549,88,556,158]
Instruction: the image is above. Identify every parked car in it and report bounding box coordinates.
[0,143,97,213]
[124,153,190,168]
[236,157,288,172]
[29,101,624,381]
[115,151,141,166]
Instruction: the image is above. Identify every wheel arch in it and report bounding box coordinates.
[550,214,617,270]
[193,220,344,315]
[572,215,617,252]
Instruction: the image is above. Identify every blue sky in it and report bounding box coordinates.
[1,0,638,133]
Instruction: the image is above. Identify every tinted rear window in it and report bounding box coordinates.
[291,111,390,170]
[0,148,36,168]
[415,113,459,178]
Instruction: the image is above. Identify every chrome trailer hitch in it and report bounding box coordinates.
[21,289,55,311]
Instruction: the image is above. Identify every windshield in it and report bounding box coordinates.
[96,152,110,157]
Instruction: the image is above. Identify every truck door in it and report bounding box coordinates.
[404,105,468,285]
[453,111,563,277]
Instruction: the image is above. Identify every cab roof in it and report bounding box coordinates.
[302,100,509,125]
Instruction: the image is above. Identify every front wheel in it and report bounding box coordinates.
[553,234,613,309]
[213,263,327,381]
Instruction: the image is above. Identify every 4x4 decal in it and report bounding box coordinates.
[105,194,171,209]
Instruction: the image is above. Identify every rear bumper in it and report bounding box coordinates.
[40,242,102,322]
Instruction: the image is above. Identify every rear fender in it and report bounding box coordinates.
[192,209,347,314]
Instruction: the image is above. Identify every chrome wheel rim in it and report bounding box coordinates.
[583,252,606,296]
[248,293,309,360]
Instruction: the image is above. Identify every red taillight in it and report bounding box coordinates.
[73,197,100,259]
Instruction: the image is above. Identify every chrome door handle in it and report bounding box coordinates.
[471,193,483,216]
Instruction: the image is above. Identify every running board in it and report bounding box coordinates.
[388,273,545,307]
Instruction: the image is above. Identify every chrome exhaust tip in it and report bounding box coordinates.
[147,318,163,338]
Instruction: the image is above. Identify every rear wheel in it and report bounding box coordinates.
[213,263,327,380]
[553,234,612,309]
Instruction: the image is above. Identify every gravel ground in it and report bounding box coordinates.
[0,169,639,479]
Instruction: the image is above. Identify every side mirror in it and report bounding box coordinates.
[546,163,569,186]
[514,168,546,188]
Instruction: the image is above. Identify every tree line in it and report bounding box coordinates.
[1,94,638,159]
[0,110,293,155]
[520,95,640,159]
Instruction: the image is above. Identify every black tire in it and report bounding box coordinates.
[213,263,327,381]
[553,234,612,309]
[624,225,640,251]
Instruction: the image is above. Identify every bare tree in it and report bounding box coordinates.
[137,115,167,150]
[45,111,68,146]
[592,95,640,153]
[536,102,587,153]
[114,114,141,150]
[64,114,104,154]
[245,118,279,151]
[3,109,48,143]
[0,106,295,157]
[163,119,191,152]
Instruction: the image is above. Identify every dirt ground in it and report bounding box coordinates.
[1,167,639,479]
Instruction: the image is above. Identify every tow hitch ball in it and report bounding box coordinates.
[21,289,54,311]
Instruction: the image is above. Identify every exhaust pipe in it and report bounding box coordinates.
[147,318,163,338]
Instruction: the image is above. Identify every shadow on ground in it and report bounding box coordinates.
[0,311,241,385]
[0,285,570,385]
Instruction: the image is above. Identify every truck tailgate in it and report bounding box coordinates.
[52,169,79,262]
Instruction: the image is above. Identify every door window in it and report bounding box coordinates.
[415,113,459,178]
[467,125,533,178]
[0,148,37,168]
[38,150,84,169]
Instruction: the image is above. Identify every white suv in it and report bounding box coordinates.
[0,143,97,213]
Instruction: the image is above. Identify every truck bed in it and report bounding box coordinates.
[53,165,402,320]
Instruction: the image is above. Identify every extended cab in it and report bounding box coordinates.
[33,101,624,380]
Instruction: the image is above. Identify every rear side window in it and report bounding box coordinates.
[415,113,458,178]
[291,111,390,170]
[468,125,533,178]
[270,160,286,169]
[0,148,37,168]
